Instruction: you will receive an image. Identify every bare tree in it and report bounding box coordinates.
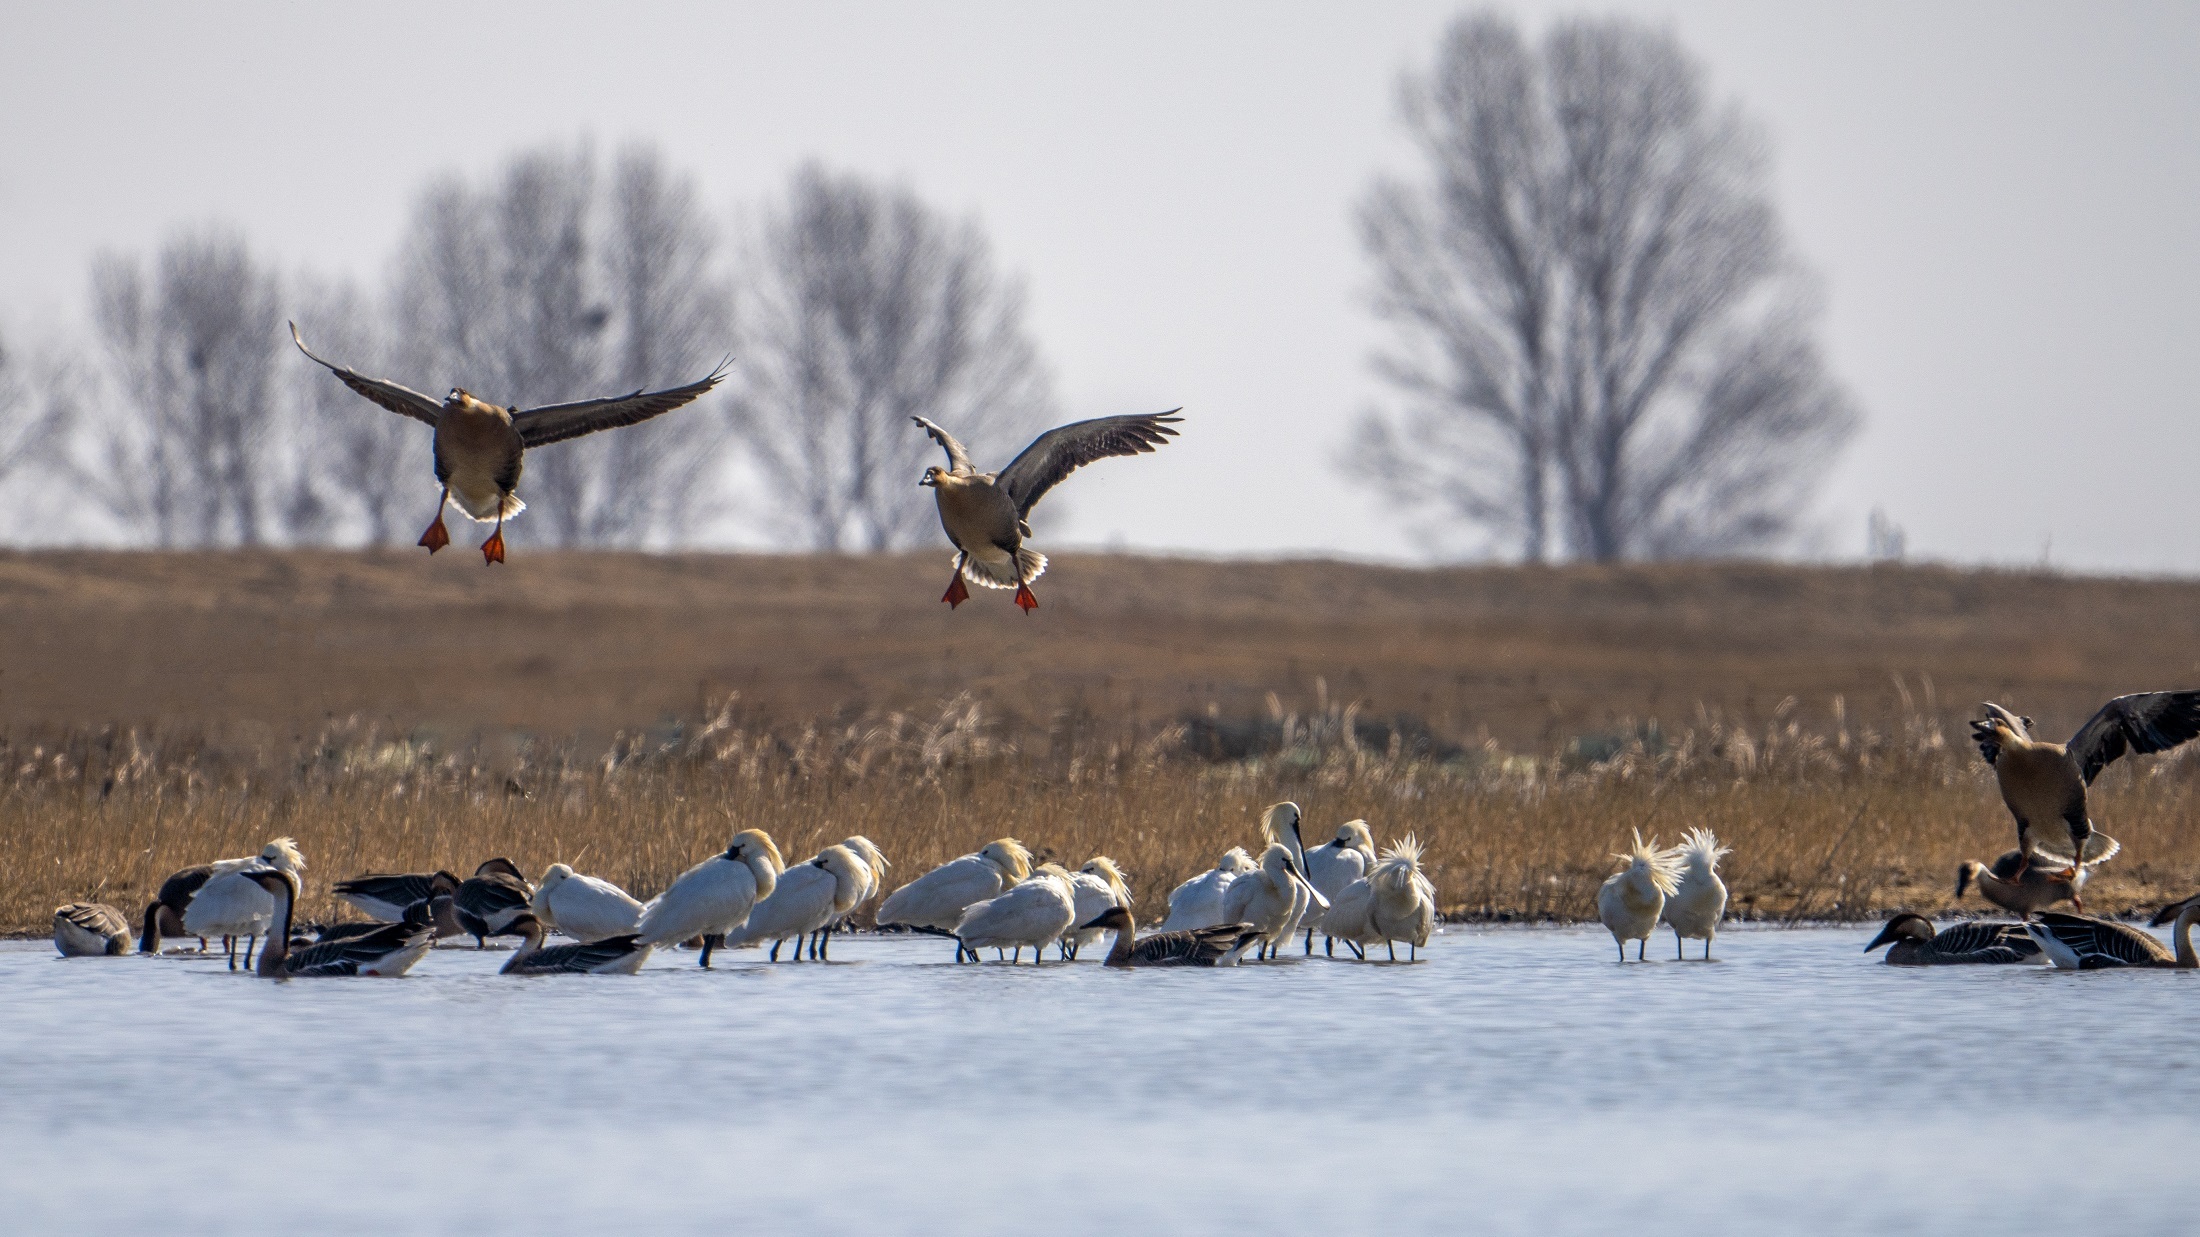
[728,163,1055,552]
[0,333,76,522]
[387,142,729,548]
[289,277,426,545]
[1351,14,1856,561]
[89,230,286,546]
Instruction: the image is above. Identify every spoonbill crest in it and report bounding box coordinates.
[1659,827,1730,959]
[1596,830,1679,962]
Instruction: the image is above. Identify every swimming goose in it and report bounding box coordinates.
[726,844,867,961]
[913,410,1183,611]
[2023,900,2200,970]
[54,902,132,956]
[1221,841,1327,961]
[499,913,651,975]
[1317,834,1437,961]
[241,869,434,977]
[454,858,534,947]
[637,829,785,967]
[1298,818,1376,953]
[877,839,1033,961]
[1955,847,2105,917]
[1061,857,1135,960]
[533,864,646,944]
[1970,692,2200,880]
[1659,828,1731,959]
[1080,906,1263,968]
[289,322,728,563]
[1596,830,1680,962]
[333,870,462,922]
[954,865,1079,964]
[183,838,309,970]
[139,864,212,953]
[1865,912,2042,964]
[1158,846,1258,932]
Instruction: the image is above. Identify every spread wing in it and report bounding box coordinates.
[912,417,973,472]
[511,359,730,448]
[289,322,441,426]
[994,410,1184,517]
[2065,691,2200,784]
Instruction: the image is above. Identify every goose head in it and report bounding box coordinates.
[475,857,526,882]
[1080,905,1133,934]
[1865,912,1934,952]
[919,465,949,489]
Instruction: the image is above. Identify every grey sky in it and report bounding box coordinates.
[2,2,2195,570]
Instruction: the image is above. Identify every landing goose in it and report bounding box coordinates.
[1970,692,2200,880]
[953,865,1078,964]
[2024,899,2200,970]
[333,870,461,922]
[1316,834,1436,961]
[532,864,645,944]
[1955,847,2106,917]
[1060,857,1134,960]
[499,913,651,975]
[1080,905,1262,968]
[725,844,867,961]
[454,858,533,947]
[913,410,1182,611]
[242,869,434,977]
[54,902,132,956]
[1596,830,1679,962]
[290,322,727,563]
[636,829,784,967]
[1866,913,2041,964]
[877,839,1032,961]
[1659,828,1731,959]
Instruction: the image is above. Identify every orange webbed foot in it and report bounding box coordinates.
[481,529,506,564]
[1014,583,1038,613]
[418,514,450,553]
[942,573,970,609]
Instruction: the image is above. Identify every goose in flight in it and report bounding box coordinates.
[913,410,1182,611]
[1970,692,2200,880]
[289,322,728,563]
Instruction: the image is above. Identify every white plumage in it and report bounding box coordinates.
[727,845,868,960]
[637,829,784,967]
[1597,830,1681,962]
[180,837,309,970]
[1297,818,1376,950]
[1318,834,1436,961]
[1659,827,1731,960]
[837,836,890,920]
[1061,857,1134,960]
[1221,841,1324,960]
[955,866,1077,963]
[877,838,1032,935]
[1158,846,1258,932]
[534,864,646,944]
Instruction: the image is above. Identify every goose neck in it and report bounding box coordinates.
[257,880,294,977]
[138,901,163,954]
[2176,905,2199,969]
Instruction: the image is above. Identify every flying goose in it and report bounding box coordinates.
[1955,847,2104,917]
[1596,830,1680,962]
[1080,905,1263,968]
[54,902,132,956]
[454,858,533,947]
[913,410,1182,611]
[241,869,435,977]
[499,913,651,975]
[636,829,785,968]
[1659,828,1731,960]
[289,322,728,563]
[333,870,462,922]
[1970,692,2200,879]
[2023,899,2200,970]
[1316,834,1437,961]
[1865,912,2042,965]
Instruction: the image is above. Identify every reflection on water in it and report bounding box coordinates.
[2,925,2190,1234]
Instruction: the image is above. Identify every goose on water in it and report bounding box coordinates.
[1060,857,1134,961]
[637,829,784,968]
[726,845,869,961]
[1955,847,2106,917]
[1865,912,2043,965]
[532,864,645,944]
[877,839,1032,961]
[499,913,651,976]
[1158,846,1258,932]
[1596,830,1679,962]
[1318,833,1436,961]
[54,902,132,956]
[913,410,1182,612]
[1970,692,2200,881]
[1079,906,1262,968]
[2023,897,2200,970]
[1297,818,1375,954]
[955,865,1079,964]
[310,895,457,945]
[1659,828,1730,960]
[139,864,211,954]
[333,870,462,923]
[241,869,434,977]
[454,858,534,947]
[290,322,728,563]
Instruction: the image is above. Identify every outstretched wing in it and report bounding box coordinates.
[912,416,973,472]
[511,358,731,448]
[994,410,1184,517]
[2065,691,2200,784]
[289,322,441,426]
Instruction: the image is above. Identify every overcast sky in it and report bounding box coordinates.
[3,1,2196,571]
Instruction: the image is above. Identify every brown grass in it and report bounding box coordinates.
[4,550,2200,933]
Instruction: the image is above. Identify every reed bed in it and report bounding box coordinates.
[8,689,2200,936]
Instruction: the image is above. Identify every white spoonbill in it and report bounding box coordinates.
[1318,834,1436,961]
[877,838,1032,960]
[636,829,784,967]
[54,902,132,956]
[185,838,309,970]
[955,865,1078,963]
[533,864,645,944]
[500,913,651,975]
[242,869,434,977]
[1298,818,1376,953]
[1221,841,1328,960]
[1061,857,1134,960]
[1659,827,1731,959]
[1597,830,1681,962]
[727,844,868,961]
[1158,846,1257,931]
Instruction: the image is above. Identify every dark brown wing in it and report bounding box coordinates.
[2029,911,2175,967]
[2065,691,2200,784]
[912,417,974,473]
[506,934,647,974]
[289,322,441,426]
[995,410,1184,517]
[283,921,432,976]
[1931,921,2040,958]
[511,359,730,448]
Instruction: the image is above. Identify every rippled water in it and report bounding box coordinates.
[3,925,2192,1235]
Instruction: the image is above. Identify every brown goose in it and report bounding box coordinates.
[54,902,132,956]
[2024,899,2200,970]
[454,858,534,948]
[1080,905,1262,968]
[913,410,1182,612]
[499,913,651,975]
[1970,692,2200,880]
[290,323,728,563]
[1865,913,2042,965]
[138,864,211,953]
[332,870,462,922]
[241,869,434,977]
[1955,847,2106,917]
